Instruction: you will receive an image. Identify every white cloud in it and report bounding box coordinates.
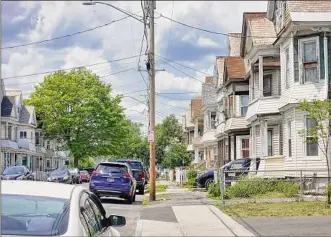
[2,0,268,127]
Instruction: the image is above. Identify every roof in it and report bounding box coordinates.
[228,33,242,56]
[1,180,77,199]
[248,17,276,46]
[191,97,202,118]
[224,57,246,79]
[19,105,34,124]
[287,1,331,12]
[205,76,215,84]
[254,57,280,67]
[1,96,15,117]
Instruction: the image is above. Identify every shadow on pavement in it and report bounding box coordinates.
[100,197,142,205]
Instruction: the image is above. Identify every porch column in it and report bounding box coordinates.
[194,148,199,163]
[259,56,264,98]
[260,119,268,173]
[194,118,198,138]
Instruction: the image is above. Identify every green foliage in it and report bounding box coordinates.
[326,183,331,196]
[161,142,191,169]
[188,177,196,186]
[186,170,198,179]
[224,178,300,199]
[70,156,95,169]
[208,182,221,198]
[25,68,128,166]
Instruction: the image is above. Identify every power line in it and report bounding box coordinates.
[156,54,213,76]
[157,12,285,39]
[157,100,187,110]
[2,54,142,80]
[2,14,139,50]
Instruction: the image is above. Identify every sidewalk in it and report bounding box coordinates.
[136,182,254,236]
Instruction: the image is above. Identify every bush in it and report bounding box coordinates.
[208,182,221,197]
[326,183,331,196]
[224,178,300,199]
[188,177,196,186]
[186,170,198,179]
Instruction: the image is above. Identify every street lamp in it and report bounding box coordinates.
[82,1,145,24]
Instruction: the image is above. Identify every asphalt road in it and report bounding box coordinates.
[80,182,143,236]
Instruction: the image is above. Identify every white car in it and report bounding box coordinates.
[1,180,125,236]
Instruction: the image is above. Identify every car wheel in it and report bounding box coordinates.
[126,195,133,204]
[138,186,145,195]
[205,178,214,190]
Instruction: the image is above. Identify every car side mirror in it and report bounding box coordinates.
[108,215,126,227]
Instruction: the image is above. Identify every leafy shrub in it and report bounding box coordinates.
[188,177,196,186]
[276,182,300,198]
[208,182,221,197]
[186,170,198,179]
[326,183,331,196]
[224,177,299,199]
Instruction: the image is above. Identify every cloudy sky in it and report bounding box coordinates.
[2,1,267,133]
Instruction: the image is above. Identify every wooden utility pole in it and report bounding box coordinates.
[146,0,156,201]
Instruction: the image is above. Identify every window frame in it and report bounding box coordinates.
[20,131,27,139]
[298,36,320,84]
[263,74,272,97]
[267,129,273,156]
[241,137,250,158]
[239,95,249,117]
[305,117,319,157]
[284,47,290,89]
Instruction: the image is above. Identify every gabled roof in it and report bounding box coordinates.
[240,12,276,56]
[1,96,15,117]
[224,57,246,80]
[19,105,36,125]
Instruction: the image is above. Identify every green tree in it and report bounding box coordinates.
[26,68,128,167]
[298,99,331,204]
[161,142,191,169]
[70,156,95,169]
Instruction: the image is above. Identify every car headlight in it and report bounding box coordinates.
[63,176,69,180]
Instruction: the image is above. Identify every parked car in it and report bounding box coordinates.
[116,159,145,195]
[196,158,252,189]
[1,166,34,180]
[47,168,73,184]
[81,167,95,176]
[1,180,126,236]
[69,168,82,184]
[89,162,137,204]
[80,170,90,182]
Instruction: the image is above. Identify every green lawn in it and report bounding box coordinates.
[219,202,331,218]
[145,184,168,193]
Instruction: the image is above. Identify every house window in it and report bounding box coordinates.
[299,37,319,83]
[267,129,273,156]
[46,159,51,168]
[263,74,272,97]
[285,47,290,88]
[20,131,27,139]
[241,138,250,158]
[211,111,216,129]
[8,125,12,140]
[46,140,51,149]
[35,132,40,145]
[288,120,292,157]
[240,95,249,116]
[306,118,318,156]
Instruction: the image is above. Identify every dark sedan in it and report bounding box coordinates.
[1,166,34,180]
[47,168,73,184]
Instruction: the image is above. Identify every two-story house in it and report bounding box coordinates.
[191,97,205,166]
[241,12,284,173]
[266,1,331,175]
[202,76,218,168]
[182,105,195,162]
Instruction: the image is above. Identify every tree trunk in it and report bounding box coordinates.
[74,156,79,168]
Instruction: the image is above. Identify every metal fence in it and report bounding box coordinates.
[217,169,329,207]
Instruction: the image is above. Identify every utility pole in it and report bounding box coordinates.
[146,0,156,202]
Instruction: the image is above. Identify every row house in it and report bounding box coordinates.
[182,106,195,161]
[1,88,68,173]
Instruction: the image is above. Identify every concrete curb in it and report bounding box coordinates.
[134,220,143,237]
[209,205,255,237]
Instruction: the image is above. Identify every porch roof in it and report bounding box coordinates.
[224,117,249,133]
[246,97,281,123]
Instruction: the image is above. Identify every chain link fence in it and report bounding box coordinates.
[216,169,329,207]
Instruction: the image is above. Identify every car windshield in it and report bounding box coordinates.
[97,164,127,174]
[118,161,142,170]
[50,169,67,176]
[3,167,24,175]
[1,194,70,236]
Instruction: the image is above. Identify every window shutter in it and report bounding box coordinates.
[319,35,325,80]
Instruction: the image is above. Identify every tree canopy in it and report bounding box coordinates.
[26,68,129,166]
[162,142,191,169]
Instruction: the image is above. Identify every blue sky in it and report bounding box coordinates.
[1,1,267,129]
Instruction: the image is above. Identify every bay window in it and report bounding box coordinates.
[240,95,249,116]
[299,37,319,83]
[263,74,272,97]
[306,118,318,156]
